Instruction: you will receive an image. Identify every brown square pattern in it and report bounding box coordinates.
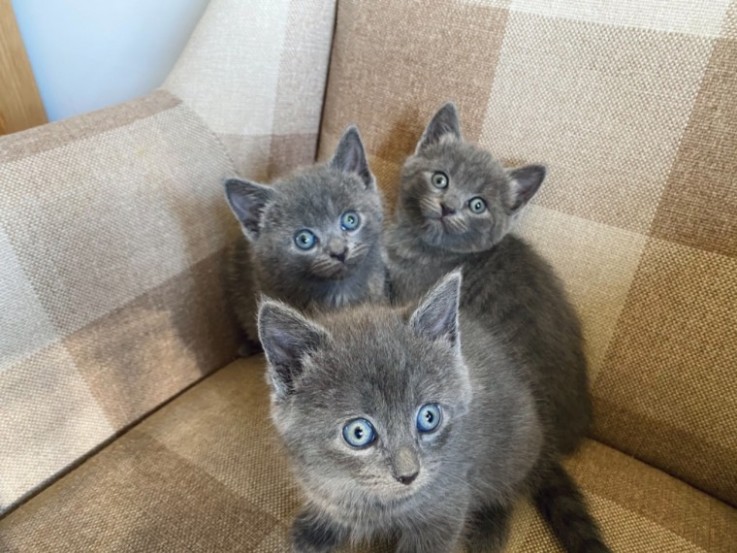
[482,12,713,234]
[319,0,510,205]
[65,251,239,430]
[0,430,279,552]
[650,37,737,258]
[593,238,737,506]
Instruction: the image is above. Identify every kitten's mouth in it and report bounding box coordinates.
[424,214,467,237]
[311,254,365,280]
[312,261,353,279]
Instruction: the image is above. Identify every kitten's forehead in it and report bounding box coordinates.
[266,166,380,227]
[419,140,508,194]
[300,307,461,412]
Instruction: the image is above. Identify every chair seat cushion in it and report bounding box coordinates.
[1,358,735,552]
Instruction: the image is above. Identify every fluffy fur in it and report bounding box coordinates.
[259,271,609,552]
[224,126,387,346]
[386,103,592,455]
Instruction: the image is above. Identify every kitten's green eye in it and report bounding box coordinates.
[340,210,360,231]
[468,197,487,214]
[417,403,442,433]
[294,229,317,250]
[431,171,449,189]
[343,418,376,448]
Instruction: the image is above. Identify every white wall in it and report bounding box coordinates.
[13,0,210,121]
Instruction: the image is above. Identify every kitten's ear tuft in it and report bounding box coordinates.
[410,270,462,352]
[330,125,375,190]
[507,164,546,211]
[224,178,275,240]
[258,300,330,399]
[416,102,462,153]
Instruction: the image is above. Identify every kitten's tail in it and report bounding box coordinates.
[533,461,611,553]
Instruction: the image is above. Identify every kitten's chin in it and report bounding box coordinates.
[311,263,353,280]
[420,218,458,248]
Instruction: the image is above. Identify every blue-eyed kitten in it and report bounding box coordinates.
[387,103,591,456]
[224,127,387,347]
[259,271,609,552]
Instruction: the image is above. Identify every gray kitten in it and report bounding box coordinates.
[258,271,609,552]
[224,126,387,346]
[387,103,591,456]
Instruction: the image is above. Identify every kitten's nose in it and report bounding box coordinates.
[440,203,456,217]
[391,446,420,485]
[329,247,347,263]
[327,239,348,263]
[396,471,419,486]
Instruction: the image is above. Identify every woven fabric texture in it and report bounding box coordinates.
[1,358,735,552]
[319,0,737,507]
[162,0,336,181]
[0,90,240,515]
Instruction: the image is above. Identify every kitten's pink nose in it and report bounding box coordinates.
[440,203,456,217]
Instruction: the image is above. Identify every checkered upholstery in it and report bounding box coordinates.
[0,0,335,515]
[1,0,736,550]
[319,0,737,508]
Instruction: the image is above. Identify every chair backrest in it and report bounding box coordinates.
[319,0,737,507]
[0,0,337,515]
[163,0,336,182]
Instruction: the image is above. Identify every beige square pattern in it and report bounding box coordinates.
[0,103,233,336]
[164,0,292,137]
[0,91,240,515]
[594,238,737,505]
[516,205,647,379]
[163,0,335,179]
[0,228,57,370]
[481,11,713,234]
[509,0,733,36]
[0,343,113,510]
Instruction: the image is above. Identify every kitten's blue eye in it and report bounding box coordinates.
[343,418,376,448]
[416,404,442,433]
[340,211,360,231]
[468,197,487,214]
[294,229,317,250]
[431,171,449,189]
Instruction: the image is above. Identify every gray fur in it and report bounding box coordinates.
[224,126,387,345]
[372,103,607,551]
[259,272,609,552]
[387,103,591,454]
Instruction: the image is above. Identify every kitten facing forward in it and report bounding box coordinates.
[387,103,591,455]
[259,271,609,552]
[224,126,387,346]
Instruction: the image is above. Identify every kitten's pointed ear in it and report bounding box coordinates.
[330,125,375,190]
[410,270,462,352]
[224,178,275,240]
[258,299,330,399]
[507,165,546,212]
[416,102,462,153]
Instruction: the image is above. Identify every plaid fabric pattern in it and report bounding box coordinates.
[319,0,737,507]
[0,0,336,515]
[162,0,336,181]
[0,91,240,515]
[1,358,735,552]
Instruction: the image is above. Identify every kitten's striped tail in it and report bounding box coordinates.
[533,461,611,553]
